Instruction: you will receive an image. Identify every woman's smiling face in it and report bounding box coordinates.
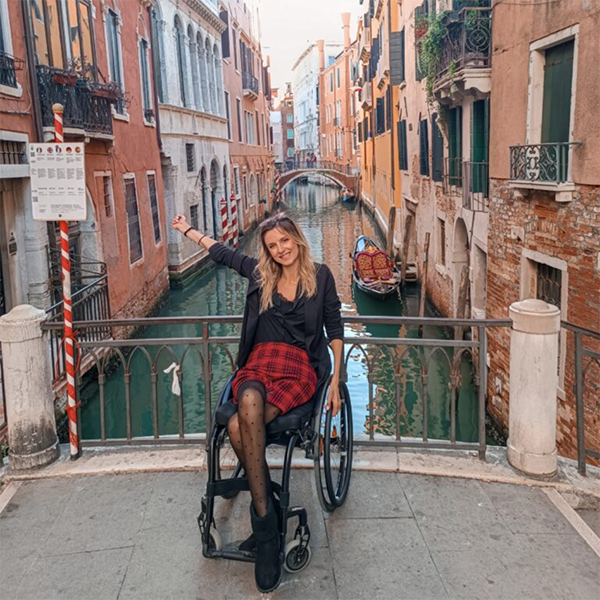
[263,227,300,267]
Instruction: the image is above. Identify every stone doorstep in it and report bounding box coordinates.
[2,444,600,510]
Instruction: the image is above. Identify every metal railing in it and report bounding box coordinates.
[281,160,357,176]
[462,161,489,211]
[41,315,512,455]
[0,50,23,88]
[510,142,581,184]
[242,72,259,96]
[443,157,463,193]
[36,66,114,135]
[562,322,600,476]
[436,8,492,81]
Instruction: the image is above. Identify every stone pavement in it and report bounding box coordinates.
[1,457,599,600]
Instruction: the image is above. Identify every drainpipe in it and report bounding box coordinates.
[21,0,44,142]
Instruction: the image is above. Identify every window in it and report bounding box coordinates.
[190,204,199,231]
[243,175,248,210]
[536,263,562,308]
[219,9,230,59]
[174,16,187,107]
[438,218,446,266]
[107,7,125,112]
[262,113,266,147]
[398,120,408,170]
[376,97,385,135]
[224,91,232,140]
[147,173,161,243]
[419,119,429,176]
[245,110,255,145]
[431,113,444,182]
[470,99,489,195]
[337,67,340,88]
[233,29,238,70]
[287,129,294,140]
[236,98,243,142]
[385,87,391,131]
[286,114,293,123]
[186,143,195,172]
[124,177,143,263]
[32,0,96,76]
[448,106,463,186]
[139,37,152,119]
[102,175,113,217]
[233,166,240,195]
[330,72,334,92]
[287,148,294,157]
[255,111,261,146]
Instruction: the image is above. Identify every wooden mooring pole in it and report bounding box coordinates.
[400,214,413,285]
[455,265,470,340]
[418,232,430,337]
[386,207,396,258]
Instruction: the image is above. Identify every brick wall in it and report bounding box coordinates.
[487,180,600,464]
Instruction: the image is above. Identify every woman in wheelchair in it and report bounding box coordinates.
[172,212,344,593]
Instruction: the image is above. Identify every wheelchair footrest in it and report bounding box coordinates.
[206,478,250,498]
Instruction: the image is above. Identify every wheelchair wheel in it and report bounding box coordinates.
[284,539,312,573]
[314,382,337,513]
[215,428,244,499]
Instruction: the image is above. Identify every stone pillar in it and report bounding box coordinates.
[0,305,60,470]
[507,299,560,477]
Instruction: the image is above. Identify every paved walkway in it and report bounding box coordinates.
[1,462,599,600]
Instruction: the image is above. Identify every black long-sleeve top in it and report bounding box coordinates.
[208,242,344,388]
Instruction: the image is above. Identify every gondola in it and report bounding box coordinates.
[340,189,356,203]
[352,236,401,300]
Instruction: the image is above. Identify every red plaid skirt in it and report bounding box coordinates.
[232,342,317,414]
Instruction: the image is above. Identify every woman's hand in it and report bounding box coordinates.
[172,214,190,234]
[326,381,341,417]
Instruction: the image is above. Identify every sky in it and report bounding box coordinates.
[255,0,363,91]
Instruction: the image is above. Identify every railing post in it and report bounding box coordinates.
[507,299,560,476]
[574,331,586,475]
[0,305,60,470]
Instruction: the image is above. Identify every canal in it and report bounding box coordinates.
[80,180,481,444]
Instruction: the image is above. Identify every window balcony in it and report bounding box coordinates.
[462,161,489,212]
[242,72,259,99]
[333,116,342,127]
[509,142,582,202]
[433,8,492,99]
[0,50,23,89]
[36,66,115,137]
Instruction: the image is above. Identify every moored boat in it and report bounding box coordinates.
[352,236,400,300]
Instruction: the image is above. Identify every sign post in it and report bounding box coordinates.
[30,103,86,460]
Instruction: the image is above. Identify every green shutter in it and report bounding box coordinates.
[420,119,429,176]
[541,40,574,144]
[398,120,408,170]
[448,107,463,186]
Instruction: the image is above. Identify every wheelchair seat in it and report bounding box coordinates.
[214,389,317,436]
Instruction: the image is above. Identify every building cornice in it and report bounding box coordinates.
[181,0,226,34]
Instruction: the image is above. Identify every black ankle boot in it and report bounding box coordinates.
[250,498,282,593]
[239,496,281,554]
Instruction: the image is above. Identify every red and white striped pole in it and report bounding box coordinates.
[220,196,229,243]
[274,170,281,209]
[53,103,80,460]
[230,193,239,248]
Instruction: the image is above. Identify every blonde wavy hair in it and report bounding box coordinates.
[256,213,317,313]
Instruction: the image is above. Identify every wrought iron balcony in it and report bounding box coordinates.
[0,50,24,88]
[443,157,463,193]
[510,142,581,184]
[435,8,492,83]
[36,66,114,136]
[242,72,259,98]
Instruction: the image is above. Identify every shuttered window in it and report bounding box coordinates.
[147,173,161,244]
[220,10,230,59]
[390,29,405,85]
[541,40,574,144]
[470,99,489,194]
[376,97,385,135]
[419,119,429,176]
[124,178,143,264]
[385,87,392,131]
[398,120,408,171]
[431,113,444,182]
[448,106,462,186]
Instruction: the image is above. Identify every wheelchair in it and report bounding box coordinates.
[197,372,353,574]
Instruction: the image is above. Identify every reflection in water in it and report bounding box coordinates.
[80,180,479,443]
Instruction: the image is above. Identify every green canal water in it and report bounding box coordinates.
[80,181,480,443]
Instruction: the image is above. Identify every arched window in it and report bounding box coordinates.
[205,37,216,114]
[197,32,209,112]
[174,16,187,107]
[151,2,168,103]
[214,44,224,117]
[187,25,201,110]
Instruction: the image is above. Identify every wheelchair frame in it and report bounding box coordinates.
[197,372,353,574]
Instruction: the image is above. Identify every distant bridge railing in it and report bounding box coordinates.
[280,161,359,177]
[42,316,513,457]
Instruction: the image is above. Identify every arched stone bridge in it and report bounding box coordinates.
[279,164,358,196]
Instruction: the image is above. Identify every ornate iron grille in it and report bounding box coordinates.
[0,50,23,88]
[536,263,562,308]
[36,66,113,135]
[0,140,26,165]
[437,8,492,80]
[509,142,581,183]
